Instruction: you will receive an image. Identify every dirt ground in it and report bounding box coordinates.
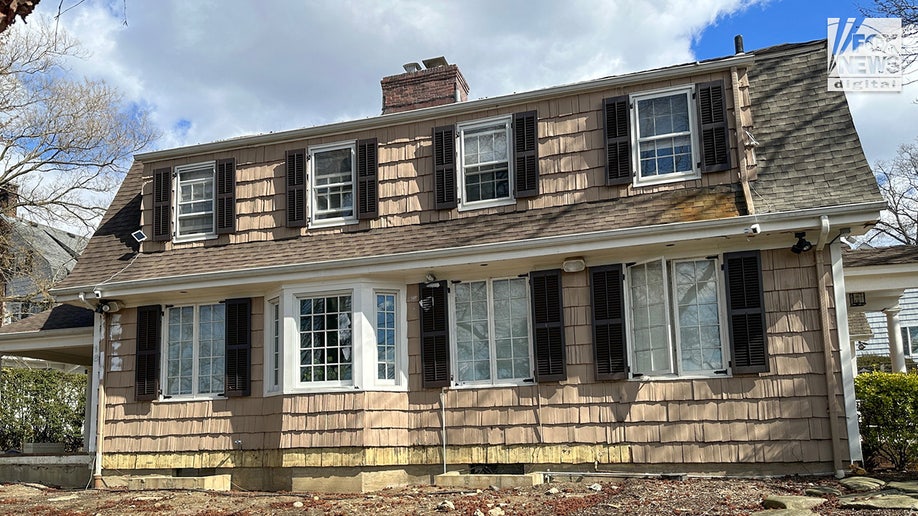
[0,475,911,515]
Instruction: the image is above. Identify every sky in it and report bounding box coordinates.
[24,0,918,169]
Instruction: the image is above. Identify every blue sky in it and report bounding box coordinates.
[19,0,917,168]
[693,0,864,58]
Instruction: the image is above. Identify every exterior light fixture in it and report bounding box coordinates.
[848,292,867,307]
[790,232,813,254]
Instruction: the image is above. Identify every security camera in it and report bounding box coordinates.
[101,301,121,313]
[744,223,761,236]
[93,289,103,298]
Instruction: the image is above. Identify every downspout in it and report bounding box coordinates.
[730,66,755,216]
[815,216,845,478]
[93,310,107,488]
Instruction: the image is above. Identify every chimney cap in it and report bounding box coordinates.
[402,62,422,73]
[422,56,449,69]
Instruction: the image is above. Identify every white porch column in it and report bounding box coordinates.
[885,305,907,373]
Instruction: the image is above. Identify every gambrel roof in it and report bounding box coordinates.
[52,40,882,297]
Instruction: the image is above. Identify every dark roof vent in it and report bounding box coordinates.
[734,34,745,55]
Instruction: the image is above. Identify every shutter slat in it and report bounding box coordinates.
[433,126,457,210]
[224,297,252,396]
[420,282,450,387]
[603,96,631,185]
[530,269,566,382]
[152,168,172,241]
[286,149,307,227]
[724,251,769,374]
[135,305,161,401]
[216,158,235,234]
[513,111,539,198]
[357,138,378,219]
[696,80,731,173]
[591,265,628,380]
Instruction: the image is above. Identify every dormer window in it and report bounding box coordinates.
[175,162,216,240]
[632,87,699,185]
[458,116,514,210]
[310,142,356,226]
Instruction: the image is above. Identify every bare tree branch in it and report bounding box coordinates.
[861,139,918,246]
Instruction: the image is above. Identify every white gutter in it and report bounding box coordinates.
[135,55,755,163]
[52,201,883,301]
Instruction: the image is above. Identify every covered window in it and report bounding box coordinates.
[451,277,532,385]
[310,143,355,224]
[298,293,353,385]
[175,162,216,239]
[627,258,726,377]
[592,252,767,380]
[165,304,225,397]
[632,87,698,185]
[458,117,513,209]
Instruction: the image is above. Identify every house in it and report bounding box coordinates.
[7,39,883,491]
[843,246,918,371]
[1,211,88,326]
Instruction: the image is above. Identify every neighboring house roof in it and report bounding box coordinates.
[843,245,918,268]
[52,40,882,294]
[0,303,93,333]
[3,215,88,284]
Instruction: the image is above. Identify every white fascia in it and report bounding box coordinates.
[52,201,884,301]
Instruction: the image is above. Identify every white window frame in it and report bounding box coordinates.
[630,86,700,187]
[273,280,408,394]
[265,297,281,394]
[624,256,730,379]
[173,161,217,242]
[902,326,918,356]
[449,276,534,388]
[308,141,357,228]
[374,290,399,386]
[457,115,515,211]
[161,302,226,400]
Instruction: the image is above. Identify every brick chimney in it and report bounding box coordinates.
[381,57,469,115]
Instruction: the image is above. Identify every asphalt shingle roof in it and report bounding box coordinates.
[844,245,918,267]
[0,304,93,334]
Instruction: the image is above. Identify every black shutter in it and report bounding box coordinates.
[603,96,631,185]
[696,80,731,173]
[216,158,235,234]
[356,138,379,220]
[135,305,162,401]
[286,149,307,227]
[724,251,769,374]
[513,111,539,198]
[224,297,252,397]
[152,167,172,241]
[419,281,450,388]
[591,265,628,380]
[432,126,457,210]
[530,269,566,381]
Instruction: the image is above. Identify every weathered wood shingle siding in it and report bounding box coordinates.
[102,249,847,471]
[138,71,744,253]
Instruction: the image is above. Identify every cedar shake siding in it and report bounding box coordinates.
[49,41,883,490]
[101,249,847,477]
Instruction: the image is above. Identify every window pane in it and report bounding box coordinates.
[376,293,397,381]
[462,122,511,203]
[673,259,723,373]
[629,261,672,375]
[313,147,354,220]
[176,164,215,236]
[635,91,695,180]
[299,295,352,383]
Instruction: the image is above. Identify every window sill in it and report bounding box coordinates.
[629,372,730,381]
[632,171,700,188]
[156,394,226,403]
[450,380,534,389]
[308,217,358,230]
[172,233,218,244]
[457,197,516,212]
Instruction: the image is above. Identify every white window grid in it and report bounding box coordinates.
[309,142,356,226]
[457,116,515,210]
[174,161,216,240]
[630,86,700,187]
[163,303,225,399]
